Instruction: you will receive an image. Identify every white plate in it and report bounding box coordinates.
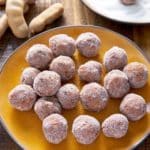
[81,0,150,24]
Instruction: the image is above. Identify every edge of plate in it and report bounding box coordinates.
[0,25,149,150]
[81,0,150,25]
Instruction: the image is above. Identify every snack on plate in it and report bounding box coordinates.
[49,34,76,57]
[102,114,129,138]
[42,114,68,144]
[21,67,40,86]
[49,55,75,81]
[78,60,103,82]
[120,93,147,121]
[72,115,100,144]
[123,62,148,88]
[80,82,109,112]
[33,71,61,96]
[34,97,61,120]
[103,46,128,72]
[8,84,37,111]
[76,32,101,57]
[26,44,53,70]
[104,70,130,98]
[7,32,149,144]
[57,83,80,109]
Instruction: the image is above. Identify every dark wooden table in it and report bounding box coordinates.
[0,0,150,149]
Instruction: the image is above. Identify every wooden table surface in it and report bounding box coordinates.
[0,0,150,149]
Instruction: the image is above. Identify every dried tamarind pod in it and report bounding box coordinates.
[6,0,29,38]
[24,0,36,5]
[0,3,29,39]
[24,3,29,13]
[0,0,6,5]
[0,13,8,38]
[29,3,64,34]
[0,0,34,5]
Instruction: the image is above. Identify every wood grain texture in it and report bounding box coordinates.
[0,0,149,149]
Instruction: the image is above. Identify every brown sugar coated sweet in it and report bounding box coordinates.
[80,82,109,112]
[103,46,128,72]
[76,32,101,57]
[34,97,62,121]
[120,93,147,121]
[57,83,80,109]
[123,62,148,88]
[102,114,129,138]
[49,55,75,81]
[42,114,68,144]
[78,60,103,82]
[8,84,37,111]
[72,115,100,144]
[20,67,40,86]
[26,44,53,70]
[33,71,61,96]
[104,70,130,98]
[47,96,62,112]
[49,34,76,57]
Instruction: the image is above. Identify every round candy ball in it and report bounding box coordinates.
[33,71,61,96]
[47,96,62,112]
[57,83,80,109]
[72,115,100,144]
[49,34,76,57]
[78,60,103,82]
[8,84,37,111]
[34,97,62,121]
[26,44,53,70]
[102,114,129,138]
[104,70,130,98]
[76,32,101,57]
[80,82,109,112]
[123,62,148,88]
[120,93,146,121]
[20,67,40,86]
[42,114,68,144]
[103,46,127,72]
[49,55,75,81]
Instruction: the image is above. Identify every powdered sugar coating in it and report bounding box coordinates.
[42,114,68,144]
[80,82,109,112]
[102,114,129,138]
[33,71,61,96]
[57,83,80,109]
[121,0,136,5]
[8,84,37,111]
[34,97,61,121]
[104,70,130,98]
[46,96,62,112]
[49,56,75,81]
[72,115,100,144]
[123,62,148,88]
[103,46,127,72]
[49,34,76,57]
[120,93,146,121]
[76,32,101,57]
[21,67,40,86]
[26,44,53,70]
[78,60,103,82]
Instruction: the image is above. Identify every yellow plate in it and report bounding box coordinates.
[0,26,150,150]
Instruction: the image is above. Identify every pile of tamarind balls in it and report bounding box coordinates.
[0,0,64,39]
